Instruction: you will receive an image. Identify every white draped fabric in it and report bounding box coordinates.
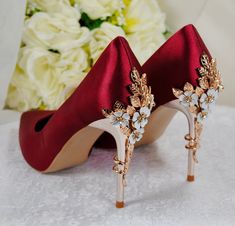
[0,106,235,225]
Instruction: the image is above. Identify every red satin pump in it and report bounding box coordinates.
[96,24,223,183]
[19,36,143,172]
[19,36,158,208]
[138,24,223,182]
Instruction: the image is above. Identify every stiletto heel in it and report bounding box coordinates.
[102,68,155,207]
[89,119,126,207]
[89,68,155,208]
[164,99,198,181]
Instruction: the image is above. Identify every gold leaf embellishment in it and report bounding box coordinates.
[172,53,224,161]
[102,67,155,185]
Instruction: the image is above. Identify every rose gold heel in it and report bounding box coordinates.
[90,118,127,208]
[164,53,223,182]
[102,68,155,208]
[164,99,199,182]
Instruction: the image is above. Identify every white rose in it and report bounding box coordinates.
[5,66,41,112]
[127,31,166,65]
[124,0,166,64]
[18,47,66,110]
[124,0,166,34]
[27,0,80,20]
[89,22,126,63]
[77,0,121,20]
[56,47,90,98]
[23,12,90,52]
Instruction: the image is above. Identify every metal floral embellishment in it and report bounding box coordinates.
[102,68,155,183]
[172,53,223,161]
[173,53,223,122]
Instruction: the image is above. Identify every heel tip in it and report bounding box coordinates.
[116,201,124,208]
[187,175,195,182]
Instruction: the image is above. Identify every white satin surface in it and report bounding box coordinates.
[0,106,234,226]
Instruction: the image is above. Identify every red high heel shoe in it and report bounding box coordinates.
[19,37,155,208]
[139,24,223,181]
[96,24,223,182]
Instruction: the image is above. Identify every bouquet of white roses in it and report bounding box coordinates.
[6,0,167,111]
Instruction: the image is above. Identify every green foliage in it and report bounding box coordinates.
[69,0,75,6]
[26,5,41,17]
[163,30,172,39]
[48,49,60,54]
[79,12,105,30]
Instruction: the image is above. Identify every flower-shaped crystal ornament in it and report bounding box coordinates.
[129,128,144,145]
[179,91,198,107]
[132,106,151,130]
[102,68,155,179]
[111,111,130,127]
[173,53,223,123]
[199,88,218,111]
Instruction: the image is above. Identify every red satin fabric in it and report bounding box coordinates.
[19,37,142,171]
[143,24,211,108]
[95,24,211,148]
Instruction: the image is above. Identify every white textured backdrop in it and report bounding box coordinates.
[0,106,235,226]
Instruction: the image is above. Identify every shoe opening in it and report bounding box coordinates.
[35,114,53,132]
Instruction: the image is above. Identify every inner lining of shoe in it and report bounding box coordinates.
[35,114,53,132]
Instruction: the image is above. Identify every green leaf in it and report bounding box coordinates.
[48,49,60,54]
[79,12,105,30]
[163,30,172,39]
[26,4,41,17]
[69,0,75,6]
